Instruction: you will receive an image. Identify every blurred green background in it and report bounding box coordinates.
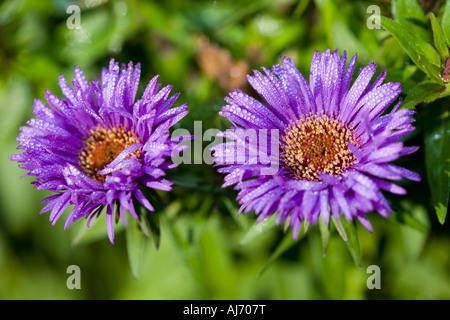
[1,0,450,300]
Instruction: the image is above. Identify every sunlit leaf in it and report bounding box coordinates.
[380,16,442,79]
[417,54,445,83]
[331,216,347,241]
[392,0,431,42]
[430,13,449,59]
[443,0,450,45]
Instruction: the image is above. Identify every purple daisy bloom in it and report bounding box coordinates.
[10,59,189,244]
[212,49,420,238]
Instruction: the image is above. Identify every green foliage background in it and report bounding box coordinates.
[1,0,450,300]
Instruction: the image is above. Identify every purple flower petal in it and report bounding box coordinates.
[213,49,419,238]
[10,59,189,244]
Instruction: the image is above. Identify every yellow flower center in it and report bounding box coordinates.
[280,113,358,181]
[79,125,142,183]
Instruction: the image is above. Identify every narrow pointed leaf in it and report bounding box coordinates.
[424,103,450,224]
[443,0,450,44]
[341,218,362,267]
[430,13,449,59]
[71,208,125,246]
[125,218,146,280]
[417,54,445,84]
[380,16,441,77]
[318,217,330,257]
[240,215,277,246]
[402,80,448,109]
[331,216,348,241]
[258,229,301,278]
[137,187,163,250]
[137,204,161,250]
[391,204,429,233]
[422,85,450,103]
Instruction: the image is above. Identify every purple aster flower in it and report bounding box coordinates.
[212,49,420,238]
[10,59,189,244]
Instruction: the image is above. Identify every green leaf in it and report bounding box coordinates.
[239,215,277,246]
[422,85,450,103]
[435,203,449,225]
[402,80,448,109]
[417,54,445,83]
[136,188,164,250]
[331,216,362,266]
[314,0,337,48]
[430,13,450,59]
[318,217,330,257]
[71,208,124,247]
[392,206,429,233]
[341,219,362,267]
[392,0,431,42]
[258,227,301,278]
[292,0,311,19]
[424,103,450,224]
[164,214,204,283]
[331,216,347,241]
[442,0,450,45]
[125,217,146,280]
[380,16,442,78]
[333,19,370,63]
[137,204,161,251]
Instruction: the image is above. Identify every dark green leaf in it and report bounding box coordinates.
[136,188,164,250]
[417,54,445,83]
[430,13,449,59]
[137,204,161,251]
[424,103,450,224]
[392,206,429,233]
[422,85,450,103]
[402,81,448,109]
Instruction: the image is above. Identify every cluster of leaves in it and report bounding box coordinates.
[381,0,450,225]
[381,0,450,108]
